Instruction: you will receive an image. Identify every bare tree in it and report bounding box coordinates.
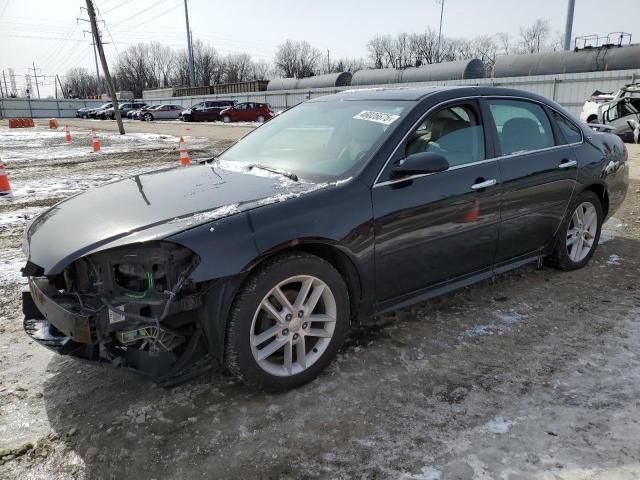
[497,32,513,56]
[62,67,97,98]
[274,40,322,78]
[250,60,271,80]
[114,43,151,97]
[519,19,551,53]
[148,41,175,88]
[367,34,387,69]
[224,53,253,83]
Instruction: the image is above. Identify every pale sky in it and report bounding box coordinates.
[1,0,639,97]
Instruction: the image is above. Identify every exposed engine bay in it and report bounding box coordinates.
[23,241,212,384]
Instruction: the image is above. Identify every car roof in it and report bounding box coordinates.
[311,85,552,104]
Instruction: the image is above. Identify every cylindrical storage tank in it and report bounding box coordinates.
[267,78,300,91]
[296,72,353,89]
[493,44,640,77]
[351,68,403,86]
[401,59,486,82]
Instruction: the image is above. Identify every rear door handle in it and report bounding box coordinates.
[558,159,577,169]
[471,179,497,190]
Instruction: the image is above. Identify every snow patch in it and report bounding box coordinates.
[460,309,528,339]
[607,254,622,265]
[0,250,26,286]
[406,466,442,480]
[480,416,512,434]
[168,203,240,226]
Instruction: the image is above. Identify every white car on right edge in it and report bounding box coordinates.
[580,83,640,143]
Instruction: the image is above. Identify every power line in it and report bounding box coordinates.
[110,0,167,28]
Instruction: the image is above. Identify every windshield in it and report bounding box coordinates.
[219,100,409,181]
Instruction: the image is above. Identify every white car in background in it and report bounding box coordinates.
[580,83,640,143]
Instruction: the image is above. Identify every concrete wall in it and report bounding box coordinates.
[0,98,105,119]
[2,69,639,119]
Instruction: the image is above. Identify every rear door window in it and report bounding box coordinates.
[487,99,554,155]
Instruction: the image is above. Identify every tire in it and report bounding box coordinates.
[587,116,598,124]
[224,252,349,391]
[256,115,265,123]
[221,115,231,123]
[547,190,603,271]
[143,113,153,121]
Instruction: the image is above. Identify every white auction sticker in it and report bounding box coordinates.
[353,110,400,125]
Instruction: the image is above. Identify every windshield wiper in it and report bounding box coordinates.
[247,163,298,181]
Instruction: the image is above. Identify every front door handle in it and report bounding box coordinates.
[558,159,577,169]
[471,179,497,190]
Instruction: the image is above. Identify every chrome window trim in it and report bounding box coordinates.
[373,94,584,188]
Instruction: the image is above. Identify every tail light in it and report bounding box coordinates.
[623,142,628,162]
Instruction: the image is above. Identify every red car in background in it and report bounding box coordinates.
[219,102,273,123]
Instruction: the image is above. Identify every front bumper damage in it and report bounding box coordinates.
[22,242,217,386]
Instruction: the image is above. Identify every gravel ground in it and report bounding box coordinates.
[0,123,639,480]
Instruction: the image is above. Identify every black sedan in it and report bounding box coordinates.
[21,86,629,390]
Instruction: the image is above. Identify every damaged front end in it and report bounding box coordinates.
[23,241,212,384]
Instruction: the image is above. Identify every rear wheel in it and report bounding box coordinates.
[548,190,603,270]
[224,252,349,391]
[587,116,598,124]
[221,115,231,123]
[256,115,265,123]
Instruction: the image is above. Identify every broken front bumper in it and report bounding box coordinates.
[22,277,213,384]
[25,277,94,344]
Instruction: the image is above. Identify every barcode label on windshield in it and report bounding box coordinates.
[353,111,400,125]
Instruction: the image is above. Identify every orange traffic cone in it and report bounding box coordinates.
[92,128,100,152]
[0,162,13,198]
[179,136,190,166]
[49,119,58,129]
[65,125,72,142]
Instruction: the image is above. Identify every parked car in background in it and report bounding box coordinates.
[181,100,236,122]
[87,103,112,119]
[21,86,628,391]
[580,83,640,142]
[140,104,184,121]
[100,102,148,120]
[128,104,159,120]
[219,102,273,123]
[75,107,94,119]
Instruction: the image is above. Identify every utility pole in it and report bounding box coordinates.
[56,75,65,99]
[436,0,445,63]
[184,0,195,87]
[86,0,124,134]
[32,62,41,99]
[83,30,102,94]
[563,0,576,51]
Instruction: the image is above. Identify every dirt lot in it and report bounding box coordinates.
[0,122,639,480]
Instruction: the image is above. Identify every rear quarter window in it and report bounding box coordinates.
[552,111,583,144]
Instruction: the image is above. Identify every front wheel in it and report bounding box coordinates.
[143,113,153,121]
[548,190,603,270]
[256,115,265,123]
[221,115,231,123]
[224,252,349,391]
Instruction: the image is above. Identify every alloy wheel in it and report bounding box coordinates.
[566,202,598,262]
[250,275,337,377]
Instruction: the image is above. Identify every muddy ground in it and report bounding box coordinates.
[0,122,639,480]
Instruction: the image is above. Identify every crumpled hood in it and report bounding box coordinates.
[25,163,317,274]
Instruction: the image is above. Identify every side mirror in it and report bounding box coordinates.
[392,152,449,177]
